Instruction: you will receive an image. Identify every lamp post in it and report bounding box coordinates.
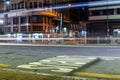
[4,0,10,33]
[60,13,63,34]
[5,0,10,11]
[106,0,109,37]
[6,0,10,5]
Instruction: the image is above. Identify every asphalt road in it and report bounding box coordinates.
[0,44,120,68]
[0,44,120,79]
[0,44,120,58]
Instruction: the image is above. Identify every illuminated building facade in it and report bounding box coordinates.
[88,0,120,37]
[0,0,86,37]
[0,0,72,34]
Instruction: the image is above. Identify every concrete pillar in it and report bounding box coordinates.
[43,16,45,31]
[11,17,13,33]
[46,17,48,32]
[50,18,52,33]
[26,16,29,33]
[18,16,21,32]
[31,16,33,32]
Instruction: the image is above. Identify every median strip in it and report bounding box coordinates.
[74,72,120,79]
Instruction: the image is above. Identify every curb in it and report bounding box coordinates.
[74,72,120,79]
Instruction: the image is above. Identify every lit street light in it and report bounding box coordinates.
[6,1,10,5]
[0,19,4,24]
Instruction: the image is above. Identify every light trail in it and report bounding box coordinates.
[1,1,120,15]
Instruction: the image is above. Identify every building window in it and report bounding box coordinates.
[20,2,24,9]
[108,9,114,15]
[5,27,11,32]
[21,16,27,24]
[7,18,11,25]
[32,15,43,23]
[11,4,14,10]
[25,2,28,8]
[44,0,50,6]
[14,3,17,9]
[6,5,10,11]
[33,26,43,31]
[39,2,42,7]
[102,9,107,15]
[13,17,19,24]
[13,27,18,32]
[18,3,20,9]
[45,0,50,3]
[34,2,38,8]
[117,8,120,14]
[30,2,33,8]
[28,26,31,32]
[91,10,101,16]
[28,16,31,23]
[20,26,27,32]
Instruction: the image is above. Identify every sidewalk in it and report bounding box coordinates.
[0,42,120,48]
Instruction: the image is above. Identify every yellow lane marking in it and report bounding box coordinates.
[0,64,10,67]
[74,72,120,79]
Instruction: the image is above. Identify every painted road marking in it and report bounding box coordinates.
[17,56,98,73]
[0,64,10,67]
[74,72,120,79]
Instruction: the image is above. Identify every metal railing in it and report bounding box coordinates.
[0,34,119,45]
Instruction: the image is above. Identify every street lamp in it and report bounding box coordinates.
[60,13,63,34]
[0,19,4,24]
[6,0,10,5]
[5,0,10,8]
[4,0,10,33]
[106,0,109,37]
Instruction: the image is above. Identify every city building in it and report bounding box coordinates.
[3,0,63,34]
[0,0,84,38]
[88,0,120,37]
